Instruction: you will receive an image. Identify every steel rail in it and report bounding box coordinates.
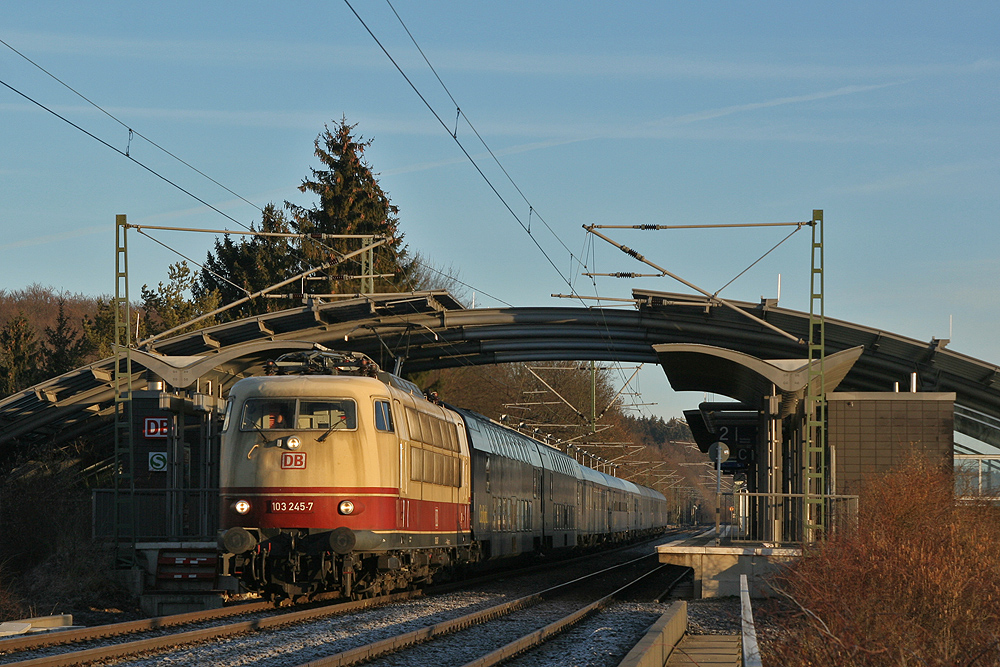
[285,553,664,667]
[0,599,274,653]
[655,566,695,603]
[1,534,679,662]
[460,562,671,667]
[0,592,418,667]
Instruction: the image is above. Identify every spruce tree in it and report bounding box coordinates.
[197,203,298,319]
[141,262,220,336]
[286,118,409,295]
[0,313,40,396]
[42,298,92,377]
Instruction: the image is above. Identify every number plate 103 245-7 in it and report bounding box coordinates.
[269,500,315,513]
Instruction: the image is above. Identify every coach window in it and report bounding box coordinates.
[374,400,394,432]
[405,408,423,443]
[410,447,423,481]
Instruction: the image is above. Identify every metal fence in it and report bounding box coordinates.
[92,488,219,541]
[719,492,858,544]
[954,455,1000,499]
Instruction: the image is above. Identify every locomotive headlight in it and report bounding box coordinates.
[234,499,251,515]
[286,436,301,450]
[338,500,355,515]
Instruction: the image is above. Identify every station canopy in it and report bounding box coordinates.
[2,289,999,453]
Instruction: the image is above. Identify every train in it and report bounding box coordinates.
[217,349,668,600]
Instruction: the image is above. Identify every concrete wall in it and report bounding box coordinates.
[617,601,687,667]
[657,545,801,599]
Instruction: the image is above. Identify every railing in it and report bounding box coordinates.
[93,488,219,541]
[955,455,1000,498]
[720,492,858,544]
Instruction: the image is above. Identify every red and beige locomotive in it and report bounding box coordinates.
[218,350,667,600]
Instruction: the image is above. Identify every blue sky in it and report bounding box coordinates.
[1,1,998,419]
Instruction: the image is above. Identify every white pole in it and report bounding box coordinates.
[715,454,722,547]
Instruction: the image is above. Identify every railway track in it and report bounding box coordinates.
[0,533,691,667]
[330,554,683,667]
[0,592,418,667]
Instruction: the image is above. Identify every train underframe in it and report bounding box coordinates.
[219,526,480,601]
[219,525,665,601]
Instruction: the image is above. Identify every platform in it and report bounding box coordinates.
[618,600,744,667]
[666,634,742,666]
[657,528,800,598]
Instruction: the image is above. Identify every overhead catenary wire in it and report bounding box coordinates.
[0,36,264,219]
[713,224,804,297]
[343,0,584,297]
[383,0,583,273]
[135,228,252,299]
[0,77,256,232]
[352,0,652,427]
[3,23,662,457]
[0,38,365,279]
[1,21,581,316]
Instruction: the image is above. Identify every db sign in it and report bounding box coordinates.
[144,417,169,439]
[281,452,307,469]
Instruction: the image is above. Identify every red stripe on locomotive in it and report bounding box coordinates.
[221,491,471,532]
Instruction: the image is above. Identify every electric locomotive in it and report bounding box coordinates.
[218,349,667,600]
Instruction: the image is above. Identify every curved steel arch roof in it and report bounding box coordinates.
[3,288,1000,451]
[652,343,866,418]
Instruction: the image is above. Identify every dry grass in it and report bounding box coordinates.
[761,455,1000,666]
[0,564,28,621]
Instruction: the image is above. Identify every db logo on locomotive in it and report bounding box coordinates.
[280,452,307,469]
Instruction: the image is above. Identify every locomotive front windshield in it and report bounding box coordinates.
[239,398,358,431]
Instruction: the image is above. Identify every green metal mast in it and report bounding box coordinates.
[113,214,136,565]
[804,209,826,541]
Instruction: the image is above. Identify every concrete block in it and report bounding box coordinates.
[140,593,225,617]
[657,544,801,599]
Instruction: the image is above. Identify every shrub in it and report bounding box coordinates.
[762,455,1000,666]
[0,565,28,622]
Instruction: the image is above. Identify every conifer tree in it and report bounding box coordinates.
[141,262,220,336]
[286,118,410,295]
[196,203,298,319]
[0,313,40,396]
[42,298,92,377]
[81,297,117,360]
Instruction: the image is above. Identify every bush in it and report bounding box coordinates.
[0,565,28,622]
[0,453,137,622]
[762,455,1000,666]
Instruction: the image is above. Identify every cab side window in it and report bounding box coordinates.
[375,400,394,432]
